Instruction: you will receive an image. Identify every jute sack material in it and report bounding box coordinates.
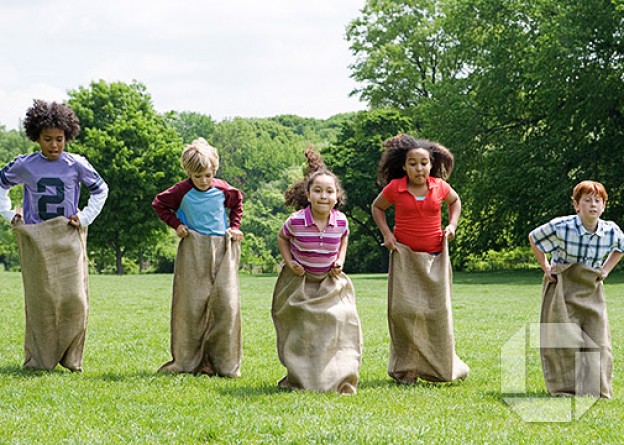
[540,262,612,398]
[159,231,242,377]
[14,217,89,372]
[272,266,362,394]
[387,238,469,383]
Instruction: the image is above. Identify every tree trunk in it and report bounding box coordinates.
[115,244,124,275]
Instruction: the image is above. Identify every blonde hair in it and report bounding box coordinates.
[572,180,608,203]
[180,137,219,175]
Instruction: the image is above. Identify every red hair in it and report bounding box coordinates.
[572,180,608,203]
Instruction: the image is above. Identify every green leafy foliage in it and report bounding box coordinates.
[347,0,624,266]
[68,80,184,274]
[164,110,216,144]
[0,127,35,270]
[323,109,412,272]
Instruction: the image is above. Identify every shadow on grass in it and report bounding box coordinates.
[216,383,284,398]
[0,365,78,377]
[89,370,166,382]
[356,377,469,391]
[488,389,553,402]
[0,366,167,380]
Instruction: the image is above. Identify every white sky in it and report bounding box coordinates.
[0,0,367,130]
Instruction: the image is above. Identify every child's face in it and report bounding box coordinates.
[37,128,66,161]
[573,193,605,224]
[404,148,431,185]
[190,167,214,191]
[306,174,338,216]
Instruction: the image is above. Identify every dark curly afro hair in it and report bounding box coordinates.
[23,99,80,142]
[377,133,454,186]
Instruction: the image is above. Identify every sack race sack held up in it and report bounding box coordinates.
[540,263,613,398]
[159,231,242,376]
[14,217,89,371]
[387,238,469,383]
[272,267,362,394]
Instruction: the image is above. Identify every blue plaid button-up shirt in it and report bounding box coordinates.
[529,215,624,269]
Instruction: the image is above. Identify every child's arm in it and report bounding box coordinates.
[277,228,304,276]
[600,250,623,280]
[372,192,397,251]
[0,187,17,223]
[223,183,244,241]
[330,235,348,277]
[152,181,192,233]
[72,182,109,228]
[444,188,461,241]
[529,236,556,283]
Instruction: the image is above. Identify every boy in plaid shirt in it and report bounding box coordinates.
[529,180,623,397]
[529,180,623,281]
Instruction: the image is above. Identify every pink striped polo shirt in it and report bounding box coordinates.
[282,206,349,273]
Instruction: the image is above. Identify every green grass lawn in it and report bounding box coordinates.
[0,270,623,444]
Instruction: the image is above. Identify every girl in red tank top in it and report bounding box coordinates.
[371,134,469,384]
[372,134,460,253]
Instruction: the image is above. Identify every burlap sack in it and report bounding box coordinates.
[159,231,242,377]
[540,262,612,398]
[14,217,89,372]
[272,266,362,394]
[387,239,469,383]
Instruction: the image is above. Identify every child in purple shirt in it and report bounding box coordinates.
[0,100,108,225]
[0,100,108,371]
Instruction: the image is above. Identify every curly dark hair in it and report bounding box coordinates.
[284,145,346,210]
[377,133,454,186]
[23,99,80,142]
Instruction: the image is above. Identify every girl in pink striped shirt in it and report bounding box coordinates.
[272,149,362,394]
[278,170,348,275]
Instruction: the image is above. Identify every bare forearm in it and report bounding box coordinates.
[277,235,293,263]
[372,205,392,238]
[447,197,461,228]
[602,251,623,275]
[529,237,550,272]
[337,236,348,265]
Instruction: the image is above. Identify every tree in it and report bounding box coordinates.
[269,113,355,147]
[347,0,459,116]
[165,110,216,144]
[0,127,35,270]
[210,117,308,192]
[68,80,183,274]
[431,0,624,256]
[323,109,412,272]
[347,0,624,267]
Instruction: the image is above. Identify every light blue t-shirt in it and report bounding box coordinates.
[177,187,228,236]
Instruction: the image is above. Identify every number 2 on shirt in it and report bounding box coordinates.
[37,178,65,221]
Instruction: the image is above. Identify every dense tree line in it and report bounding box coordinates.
[1,0,622,273]
[346,0,624,269]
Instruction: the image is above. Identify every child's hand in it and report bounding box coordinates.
[597,267,608,281]
[382,234,398,251]
[11,213,22,226]
[176,224,190,238]
[68,215,81,228]
[227,228,244,241]
[289,260,305,276]
[330,261,343,277]
[544,266,557,283]
[444,224,457,241]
